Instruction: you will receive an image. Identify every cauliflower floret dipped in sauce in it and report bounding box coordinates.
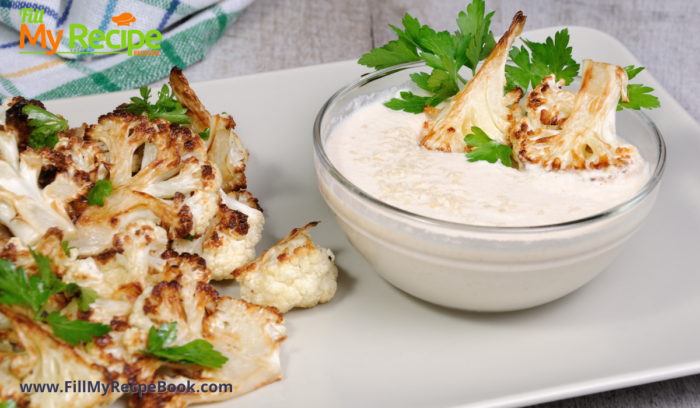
[234,222,338,313]
[512,59,637,170]
[420,12,526,152]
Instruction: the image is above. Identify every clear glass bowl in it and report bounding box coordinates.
[313,61,666,312]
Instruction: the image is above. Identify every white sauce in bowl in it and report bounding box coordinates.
[325,90,650,227]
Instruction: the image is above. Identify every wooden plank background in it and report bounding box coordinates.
[181,1,700,407]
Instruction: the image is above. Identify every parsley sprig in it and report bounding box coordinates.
[465,126,512,167]
[0,251,109,346]
[123,85,190,125]
[359,0,495,113]
[617,65,660,111]
[22,104,68,150]
[505,28,580,92]
[86,179,113,206]
[141,322,228,368]
[0,400,17,408]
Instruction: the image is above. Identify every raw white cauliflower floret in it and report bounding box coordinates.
[420,12,526,151]
[234,222,337,313]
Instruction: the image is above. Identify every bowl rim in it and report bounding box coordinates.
[313,61,667,234]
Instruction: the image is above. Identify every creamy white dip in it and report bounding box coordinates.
[325,90,651,227]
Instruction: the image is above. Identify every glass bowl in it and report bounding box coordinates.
[313,61,666,312]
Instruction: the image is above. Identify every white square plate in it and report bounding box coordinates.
[46,26,700,408]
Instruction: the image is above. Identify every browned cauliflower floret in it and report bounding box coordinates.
[0,131,93,246]
[62,221,168,302]
[0,306,125,408]
[420,12,526,152]
[234,222,338,313]
[73,111,222,255]
[524,74,576,129]
[512,59,636,170]
[130,297,286,408]
[170,67,249,192]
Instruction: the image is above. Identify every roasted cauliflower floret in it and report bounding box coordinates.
[420,12,526,151]
[129,252,218,345]
[196,190,264,281]
[169,67,249,192]
[512,59,636,170]
[234,222,337,313]
[0,306,124,408]
[0,131,89,246]
[1,228,75,279]
[62,221,168,301]
[524,74,576,129]
[73,111,222,255]
[130,296,286,408]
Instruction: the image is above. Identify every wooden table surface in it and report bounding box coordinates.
[182,1,700,407]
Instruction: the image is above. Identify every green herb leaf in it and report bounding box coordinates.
[123,85,190,125]
[43,312,111,346]
[384,91,447,114]
[505,29,580,91]
[86,179,113,206]
[0,259,49,312]
[0,399,17,408]
[198,128,210,141]
[457,0,496,75]
[617,66,660,111]
[61,241,75,258]
[618,84,660,111]
[22,104,67,150]
[183,234,195,242]
[464,126,512,166]
[358,38,420,70]
[77,288,98,312]
[141,322,228,368]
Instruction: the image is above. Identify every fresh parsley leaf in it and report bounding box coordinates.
[198,128,210,141]
[456,0,496,75]
[184,234,195,242]
[617,66,660,111]
[86,179,113,206]
[623,65,645,81]
[43,312,111,346]
[505,29,580,91]
[0,399,17,408]
[23,104,67,150]
[384,91,446,114]
[0,258,49,312]
[61,241,75,257]
[77,288,98,312]
[358,38,420,70]
[123,86,151,116]
[123,85,191,125]
[142,322,228,368]
[464,126,512,167]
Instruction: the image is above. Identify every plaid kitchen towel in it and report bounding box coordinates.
[0,0,254,100]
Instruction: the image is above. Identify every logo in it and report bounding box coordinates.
[111,13,136,27]
[19,8,162,56]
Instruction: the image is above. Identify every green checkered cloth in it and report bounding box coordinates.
[0,0,254,100]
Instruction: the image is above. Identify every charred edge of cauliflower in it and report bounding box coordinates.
[0,305,125,408]
[525,74,576,128]
[170,66,213,136]
[3,97,47,149]
[198,190,264,281]
[419,11,527,152]
[513,59,635,170]
[233,222,338,313]
[131,296,286,407]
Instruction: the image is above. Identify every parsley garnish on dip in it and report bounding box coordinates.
[325,1,658,226]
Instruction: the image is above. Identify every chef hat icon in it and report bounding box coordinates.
[111,13,136,26]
